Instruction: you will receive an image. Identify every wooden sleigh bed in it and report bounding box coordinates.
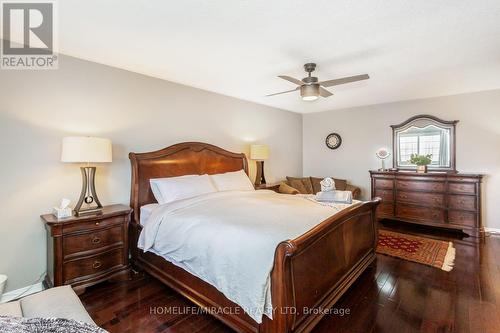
[129,142,380,333]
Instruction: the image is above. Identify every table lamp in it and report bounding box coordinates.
[61,137,112,216]
[250,144,269,186]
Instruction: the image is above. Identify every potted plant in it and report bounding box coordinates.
[409,154,432,173]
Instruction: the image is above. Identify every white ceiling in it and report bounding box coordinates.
[26,1,500,112]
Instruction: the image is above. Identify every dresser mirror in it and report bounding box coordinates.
[391,115,458,172]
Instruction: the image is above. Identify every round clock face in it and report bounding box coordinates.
[325,133,342,150]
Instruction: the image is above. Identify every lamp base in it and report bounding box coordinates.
[75,167,103,216]
[254,160,267,186]
[75,207,103,217]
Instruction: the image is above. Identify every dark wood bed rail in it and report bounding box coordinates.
[262,199,380,332]
[128,142,380,333]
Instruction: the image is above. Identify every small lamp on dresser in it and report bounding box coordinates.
[61,137,112,216]
[250,144,269,186]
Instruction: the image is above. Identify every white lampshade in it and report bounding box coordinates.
[61,137,112,163]
[250,145,269,160]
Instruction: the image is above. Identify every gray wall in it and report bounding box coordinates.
[0,55,303,292]
[303,89,500,230]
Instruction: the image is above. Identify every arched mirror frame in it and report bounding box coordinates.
[391,115,459,172]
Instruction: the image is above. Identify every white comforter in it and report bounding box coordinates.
[138,190,355,323]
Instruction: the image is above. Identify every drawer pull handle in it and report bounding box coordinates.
[95,222,100,226]
[91,237,101,244]
[92,261,102,269]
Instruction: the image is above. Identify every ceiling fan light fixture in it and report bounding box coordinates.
[300,84,319,101]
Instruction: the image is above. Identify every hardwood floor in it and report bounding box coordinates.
[80,221,500,333]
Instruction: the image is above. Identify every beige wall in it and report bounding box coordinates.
[0,55,303,292]
[303,89,500,231]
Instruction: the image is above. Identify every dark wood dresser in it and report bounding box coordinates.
[370,171,483,238]
[41,204,132,294]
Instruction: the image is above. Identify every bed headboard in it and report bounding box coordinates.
[129,142,248,223]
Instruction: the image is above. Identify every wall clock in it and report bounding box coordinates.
[325,133,342,150]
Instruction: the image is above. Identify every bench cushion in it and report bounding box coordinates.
[20,286,94,324]
[0,300,22,317]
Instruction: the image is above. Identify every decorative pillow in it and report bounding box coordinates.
[279,182,300,195]
[210,170,255,192]
[0,316,108,333]
[286,177,314,194]
[150,174,217,204]
[311,177,347,193]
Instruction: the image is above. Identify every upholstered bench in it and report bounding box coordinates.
[0,285,94,324]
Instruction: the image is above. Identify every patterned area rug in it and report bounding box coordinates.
[376,230,455,271]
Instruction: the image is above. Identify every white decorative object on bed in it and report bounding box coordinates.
[209,169,255,192]
[150,174,217,204]
[138,190,355,323]
[315,177,353,204]
[320,177,336,192]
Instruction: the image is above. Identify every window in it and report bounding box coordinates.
[398,132,442,165]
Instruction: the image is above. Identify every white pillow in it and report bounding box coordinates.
[150,174,217,204]
[210,170,255,192]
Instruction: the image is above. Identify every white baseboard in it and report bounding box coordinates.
[0,282,44,303]
[485,227,500,234]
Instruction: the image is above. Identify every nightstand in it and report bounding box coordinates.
[41,204,132,295]
[254,183,280,192]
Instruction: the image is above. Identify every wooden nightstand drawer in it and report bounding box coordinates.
[42,204,132,294]
[63,215,125,234]
[63,248,125,283]
[63,225,124,258]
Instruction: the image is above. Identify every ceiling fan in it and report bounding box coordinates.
[267,63,369,101]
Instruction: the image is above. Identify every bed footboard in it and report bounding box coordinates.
[261,198,380,333]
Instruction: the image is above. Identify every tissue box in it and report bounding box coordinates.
[53,207,73,219]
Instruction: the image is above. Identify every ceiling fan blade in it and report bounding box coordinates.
[266,87,299,97]
[319,74,370,87]
[319,87,333,97]
[278,75,304,86]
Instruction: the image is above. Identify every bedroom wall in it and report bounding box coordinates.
[0,55,303,293]
[303,89,500,231]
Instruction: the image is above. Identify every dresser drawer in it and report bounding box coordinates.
[377,203,394,217]
[63,216,126,234]
[63,248,125,282]
[448,210,477,227]
[374,189,394,201]
[448,195,476,211]
[63,225,124,258]
[396,204,445,223]
[396,180,445,193]
[374,178,394,190]
[448,183,476,195]
[396,191,444,207]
